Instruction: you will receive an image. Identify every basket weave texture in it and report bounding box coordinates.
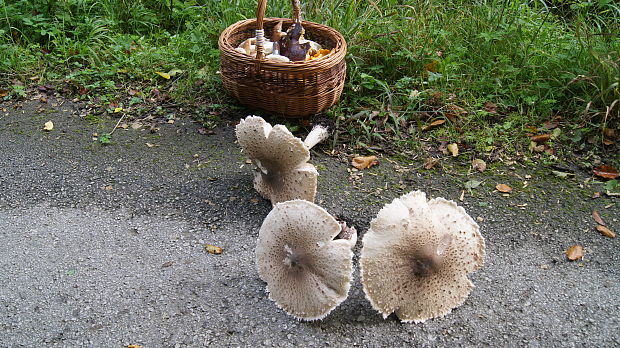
[218,1,347,117]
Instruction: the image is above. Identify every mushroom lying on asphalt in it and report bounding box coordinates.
[360,190,485,323]
[235,116,329,204]
[255,200,356,320]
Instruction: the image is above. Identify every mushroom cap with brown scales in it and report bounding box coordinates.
[255,200,355,321]
[235,116,317,204]
[360,190,485,323]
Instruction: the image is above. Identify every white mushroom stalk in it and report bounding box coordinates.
[302,125,329,150]
[360,190,485,323]
[256,200,356,320]
[235,116,325,204]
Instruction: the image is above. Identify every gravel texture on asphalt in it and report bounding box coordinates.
[0,100,618,347]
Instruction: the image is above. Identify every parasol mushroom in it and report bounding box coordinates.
[235,116,329,204]
[256,200,356,320]
[360,190,485,323]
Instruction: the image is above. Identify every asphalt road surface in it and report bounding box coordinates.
[0,100,618,347]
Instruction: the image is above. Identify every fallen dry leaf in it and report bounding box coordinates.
[352,155,378,170]
[566,245,584,261]
[472,159,487,172]
[530,134,552,144]
[483,101,497,113]
[204,244,223,254]
[592,192,601,199]
[127,345,141,348]
[496,183,512,193]
[155,71,171,79]
[596,225,616,238]
[543,120,559,130]
[104,185,113,191]
[161,261,174,268]
[0,89,8,97]
[593,165,619,179]
[145,143,159,148]
[43,121,54,131]
[447,143,459,157]
[424,157,439,169]
[421,119,445,131]
[592,210,606,226]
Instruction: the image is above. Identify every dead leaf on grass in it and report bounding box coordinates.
[352,155,378,170]
[472,159,487,172]
[530,134,551,144]
[483,101,497,113]
[155,71,171,79]
[447,143,459,157]
[592,210,606,226]
[565,245,584,261]
[596,225,615,238]
[0,89,8,97]
[496,183,512,193]
[204,244,223,254]
[592,192,601,199]
[421,119,445,131]
[424,157,439,169]
[593,165,619,179]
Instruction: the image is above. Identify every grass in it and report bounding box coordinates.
[0,0,618,165]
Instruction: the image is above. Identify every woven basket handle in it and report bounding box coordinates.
[255,0,302,60]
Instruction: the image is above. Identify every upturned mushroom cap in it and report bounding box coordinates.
[360,190,485,323]
[236,116,317,204]
[256,200,355,320]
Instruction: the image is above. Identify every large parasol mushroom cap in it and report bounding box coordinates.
[360,190,485,323]
[236,116,327,204]
[256,200,355,320]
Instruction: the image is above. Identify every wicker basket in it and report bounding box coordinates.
[218,0,347,118]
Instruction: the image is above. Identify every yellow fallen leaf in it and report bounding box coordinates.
[447,143,459,157]
[566,245,584,261]
[596,225,615,238]
[155,71,171,79]
[128,345,140,348]
[43,121,54,131]
[351,155,378,170]
[496,184,512,193]
[204,244,223,254]
[114,107,123,113]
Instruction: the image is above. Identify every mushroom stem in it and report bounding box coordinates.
[303,125,329,149]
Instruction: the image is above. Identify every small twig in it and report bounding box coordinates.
[373,30,402,39]
[109,113,126,136]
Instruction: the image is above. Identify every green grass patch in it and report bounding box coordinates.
[0,0,618,163]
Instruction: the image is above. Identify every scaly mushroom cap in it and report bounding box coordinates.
[360,190,485,323]
[235,116,317,204]
[256,200,355,320]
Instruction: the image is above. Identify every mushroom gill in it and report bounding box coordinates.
[360,190,485,323]
[256,200,355,320]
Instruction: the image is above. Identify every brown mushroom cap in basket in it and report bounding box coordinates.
[256,200,355,320]
[360,190,485,323]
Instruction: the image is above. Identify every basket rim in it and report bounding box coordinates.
[218,17,347,69]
